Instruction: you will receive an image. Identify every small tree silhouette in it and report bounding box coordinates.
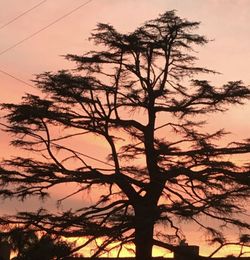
[0,227,78,260]
[0,10,250,260]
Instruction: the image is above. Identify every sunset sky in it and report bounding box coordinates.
[0,0,250,257]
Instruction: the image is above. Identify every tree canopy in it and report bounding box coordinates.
[0,10,250,259]
[0,226,79,260]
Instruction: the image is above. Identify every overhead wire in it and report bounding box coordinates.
[0,0,94,89]
[0,0,93,56]
[0,0,47,31]
[0,68,36,89]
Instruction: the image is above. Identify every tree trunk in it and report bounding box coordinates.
[134,207,155,260]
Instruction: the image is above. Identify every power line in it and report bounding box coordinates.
[0,0,93,56]
[0,68,36,89]
[0,0,47,31]
[0,0,94,88]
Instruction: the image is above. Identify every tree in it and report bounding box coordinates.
[0,10,250,260]
[0,226,79,260]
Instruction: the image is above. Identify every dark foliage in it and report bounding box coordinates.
[0,227,79,260]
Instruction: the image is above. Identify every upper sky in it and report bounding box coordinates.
[1,0,250,133]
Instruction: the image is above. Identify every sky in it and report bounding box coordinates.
[0,0,250,257]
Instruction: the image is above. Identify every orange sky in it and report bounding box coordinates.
[0,0,250,257]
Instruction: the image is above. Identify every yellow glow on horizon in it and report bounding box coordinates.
[67,237,250,258]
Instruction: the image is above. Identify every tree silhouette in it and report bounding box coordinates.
[0,10,250,260]
[0,226,78,260]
